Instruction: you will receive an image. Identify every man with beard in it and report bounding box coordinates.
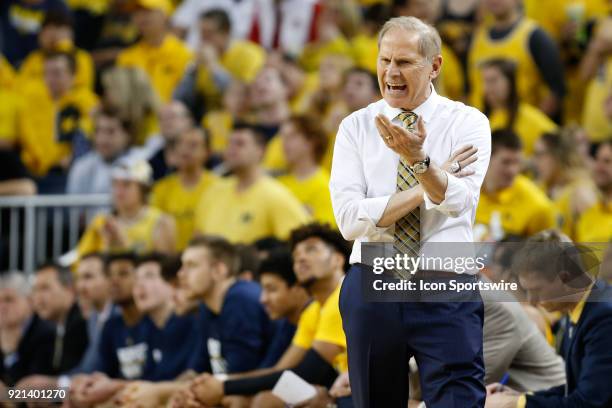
[180,223,349,408]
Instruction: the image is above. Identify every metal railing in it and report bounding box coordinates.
[0,194,111,274]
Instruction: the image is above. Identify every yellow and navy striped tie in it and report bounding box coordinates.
[394,111,421,262]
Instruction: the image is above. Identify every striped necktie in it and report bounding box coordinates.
[394,111,421,268]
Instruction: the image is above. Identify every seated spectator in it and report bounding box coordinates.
[183,223,349,408]
[0,271,54,386]
[257,249,311,368]
[195,125,309,243]
[174,8,265,120]
[277,115,336,227]
[73,253,113,374]
[481,59,557,157]
[18,10,94,89]
[150,127,218,250]
[100,66,161,147]
[0,0,69,67]
[70,252,145,406]
[66,107,137,195]
[487,230,612,408]
[575,141,612,244]
[534,131,598,239]
[77,159,176,256]
[143,101,194,181]
[18,51,99,191]
[30,263,88,374]
[131,253,204,381]
[467,0,565,120]
[116,0,192,102]
[475,130,558,240]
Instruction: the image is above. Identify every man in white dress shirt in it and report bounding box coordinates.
[330,16,491,408]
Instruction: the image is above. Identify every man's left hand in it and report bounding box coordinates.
[375,113,427,164]
[190,373,224,406]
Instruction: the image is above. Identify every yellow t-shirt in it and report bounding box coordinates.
[195,176,310,243]
[476,175,558,238]
[19,47,95,89]
[150,171,218,250]
[489,103,557,156]
[524,0,608,40]
[468,19,543,110]
[291,283,347,373]
[196,40,265,110]
[277,168,336,228]
[77,207,165,256]
[0,89,20,143]
[117,34,192,102]
[575,200,612,243]
[582,55,612,142]
[17,82,98,175]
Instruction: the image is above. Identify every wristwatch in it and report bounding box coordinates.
[410,156,430,174]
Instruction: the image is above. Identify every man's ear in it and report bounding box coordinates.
[430,54,443,80]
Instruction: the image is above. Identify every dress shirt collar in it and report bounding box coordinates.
[381,83,440,124]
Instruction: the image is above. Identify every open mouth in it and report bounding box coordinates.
[387,83,407,91]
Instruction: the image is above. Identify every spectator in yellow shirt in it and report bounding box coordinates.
[150,127,218,250]
[476,130,558,240]
[18,51,98,191]
[195,124,310,243]
[576,141,612,244]
[534,131,598,239]
[77,159,176,256]
[116,0,192,102]
[481,59,557,157]
[18,11,94,90]
[468,0,566,120]
[175,9,265,121]
[277,115,336,228]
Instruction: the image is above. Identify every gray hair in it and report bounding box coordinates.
[0,271,32,297]
[378,16,442,62]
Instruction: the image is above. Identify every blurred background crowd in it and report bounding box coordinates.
[0,0,611,406]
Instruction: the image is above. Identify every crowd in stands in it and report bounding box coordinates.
[0,0,612,406]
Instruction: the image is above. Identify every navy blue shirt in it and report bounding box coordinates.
[95,313,150,380]
[199,281,274,374]
[258,318,297,369]
[0,0,69,67]
[141,312,205,381]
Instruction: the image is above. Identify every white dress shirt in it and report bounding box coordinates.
[330,86,491,268]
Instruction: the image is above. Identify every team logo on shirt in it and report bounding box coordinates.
[240,213,253,224]
[117,342,148,379]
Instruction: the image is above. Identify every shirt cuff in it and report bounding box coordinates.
[516,394,527,408]
[422,173,467,217]
[357,195,392,233]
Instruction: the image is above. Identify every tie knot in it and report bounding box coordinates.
[397,111,418,130]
